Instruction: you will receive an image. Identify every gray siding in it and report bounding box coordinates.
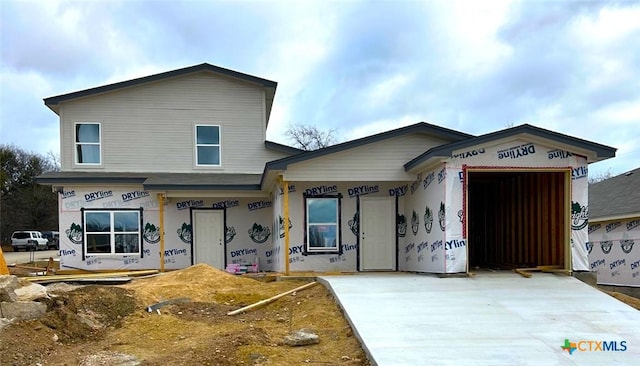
[283,134,451,181]
[60,72,283,173]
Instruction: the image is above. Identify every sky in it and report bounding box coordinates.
[1,0,639,178]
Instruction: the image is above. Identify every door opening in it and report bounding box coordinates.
[467,171,568,270]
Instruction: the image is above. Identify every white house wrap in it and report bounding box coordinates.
[588,219,640,286]
[38,63,617,276]
[588,168,640,287]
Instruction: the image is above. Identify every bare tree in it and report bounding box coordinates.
[285,123,337,151]
[588,168,613,185]
[46,151,61,172]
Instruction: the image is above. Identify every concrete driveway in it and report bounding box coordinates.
[319,272,640,366]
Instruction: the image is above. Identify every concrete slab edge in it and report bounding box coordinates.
[316,277,377,366]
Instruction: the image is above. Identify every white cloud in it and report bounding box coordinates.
[1,0,638,176]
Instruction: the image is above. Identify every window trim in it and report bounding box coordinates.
[81,208,144,259]
[74,122,102,166]
[303,193,343,255]
[194,124,222,167]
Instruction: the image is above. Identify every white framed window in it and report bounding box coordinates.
[305,195,342,253]
[83,209,142,256]
[75,122,101,165]
[195,124,221,166]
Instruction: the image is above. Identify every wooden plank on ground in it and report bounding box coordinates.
[514,268,533,278]
[23,269,159,283]
[227,281,318,316]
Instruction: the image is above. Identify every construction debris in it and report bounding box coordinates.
[1,275,48,321]
[1,301,47,321]
[284,328,320,347]
[514,265,565,278]
[23,269,159,283]
[146,297,191,313]
[227,281,318,316]
[0,275,19,302]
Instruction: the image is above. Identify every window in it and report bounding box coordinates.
[304,195,342,253]
[75,123,101,164]
[195,125,221,166]
[83,209,142,255]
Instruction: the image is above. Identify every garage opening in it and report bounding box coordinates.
[467,171,568,270]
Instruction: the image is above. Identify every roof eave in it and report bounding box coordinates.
[404,154,448,173]
[36,176,147,185]
[264,141,304,155]
[589,212,640,223]
[142,184,262,191]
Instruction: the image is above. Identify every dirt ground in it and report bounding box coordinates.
[1,264,370,366]
[2,264,639,366]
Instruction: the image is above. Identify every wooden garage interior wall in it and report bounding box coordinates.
[468,171,567,269]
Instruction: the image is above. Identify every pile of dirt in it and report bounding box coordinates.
[40,285,137,342]
[124,263,266,305]
[0,264,370,365]
[0,285,138,365]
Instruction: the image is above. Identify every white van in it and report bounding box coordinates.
[10,231,49,251]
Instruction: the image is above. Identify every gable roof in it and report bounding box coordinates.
[263,122,473,173]
[404,124,617,172]
[589,167,640,221]
[43,63,278,124]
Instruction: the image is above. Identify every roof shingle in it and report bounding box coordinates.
[589,167,640,220]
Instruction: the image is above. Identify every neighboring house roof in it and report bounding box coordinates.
[263,122,473,173]
[589,167,640,221]
[37,172,263,191]
[404,124,617,172]
[43,63,278,124]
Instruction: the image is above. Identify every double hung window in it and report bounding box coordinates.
[305,195,342,253]
[195,125,221,166]
[75,123,101,164]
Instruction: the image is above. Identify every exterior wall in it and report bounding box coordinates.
[408,140,590,273]
[400,164,446,272]
[56,181,410,272]
[59,72,282,173]
[271,181,408,272]
[57,185,274,271]
[588,218,640,287]
[443,139,589,272]
[284,134,452,181]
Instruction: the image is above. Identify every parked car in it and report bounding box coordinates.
[10,231,49,251]
[41,230,60,250]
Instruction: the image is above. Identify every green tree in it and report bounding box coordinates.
[1,145,60,244]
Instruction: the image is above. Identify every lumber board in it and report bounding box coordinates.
[227,281,318,316]
[514,268,533,278]
[23,269,159,283]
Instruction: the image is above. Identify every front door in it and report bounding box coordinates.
[193,209,225,269]
[360,197,395,271]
